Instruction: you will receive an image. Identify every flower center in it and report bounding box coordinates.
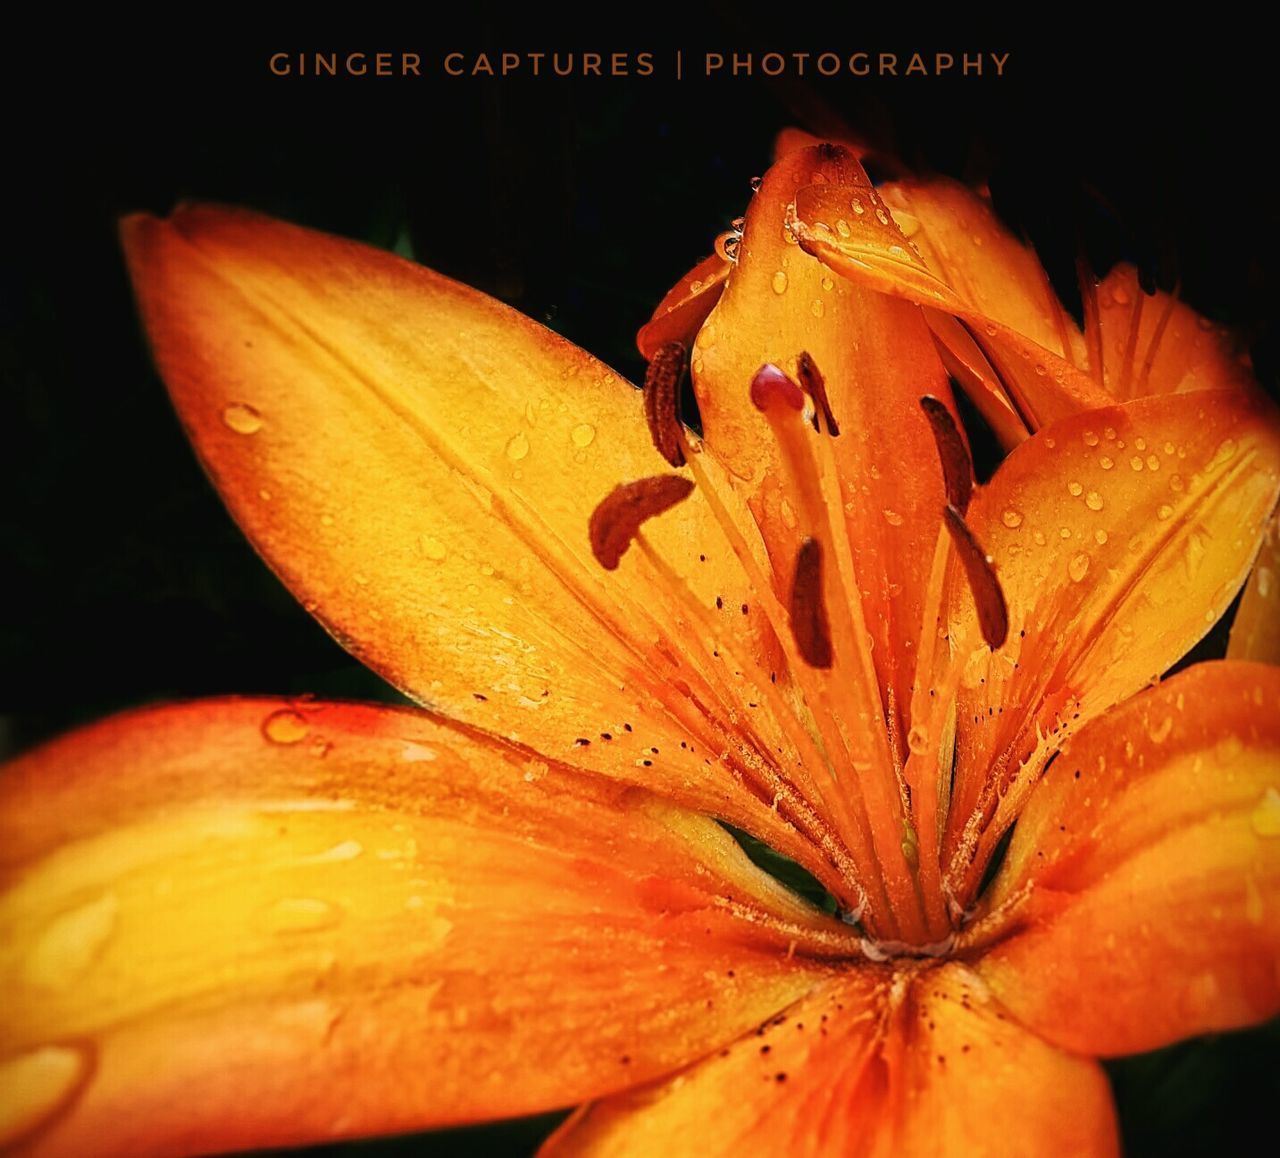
[587,344,1010,957]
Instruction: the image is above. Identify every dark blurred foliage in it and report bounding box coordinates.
[2,10,1276,1154]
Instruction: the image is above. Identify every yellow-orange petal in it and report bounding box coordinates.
[0,700,846,1156]
[1230,507,1280,663]
[943,389,1280,896]
[695,143,952,755]
[1095,264,1258,401]
[543,962,1118,1157]
[636,251,731,360]
[119,205,848,885]
[980,662,1280,1056]
[789,173,1114,436]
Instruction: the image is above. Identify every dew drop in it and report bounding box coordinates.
[1211,439,1238,467]
[1146,455,1161,471]
[1130,456,1144,472]
[1170,474,1185,492]
[261,897,344,934]
[1034,364,1047,377]
[1099,456,1115,470]
[810,299,825,318]
[771,271,789,295]
[1069,552,1090,582]
[1103,426,1117,441]
[851,198,865,216]
[1163,442,1175,456]
[571,423,596,448]
[1060,527,1072,540]
[1135,438,1147,451]
[1001,509,1024,529]
[1033,530,1046,546]
[835,218,851,238]
[882,509,905,527]
[1250,787,1280,837]
[1258,567,1274,598]
[222,402,263,435]
[505,432,531,461]
[1157,504,1174,521]
[320,513,335,527]
[1147,715,1174,744]
[1068,481,1083,497]
[262,709,309,745]
[0,1045,91,1148]
[875,208,890,225]
[1083,430,1099,447]
[821,276,835,291]
[419,535,447,561]
[1094,529,1109,545]
[1085,491,1104,511]
[749,176,763,192]
[23,893,119,991]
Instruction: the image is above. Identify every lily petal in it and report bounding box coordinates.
[979,662,1280,1055]
[1228,507,1280,663]
[0,699,845,1155]
[120,206,847,889]
[693,143,951,764]
[636,251,731,360]
[542,963,1117,1156]
[789,173,1113,436]
[943,390,1280,898]
[1094,264,1258,401]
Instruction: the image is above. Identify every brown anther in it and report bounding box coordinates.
[750,364,805,414]
[919,396,973,514]
[797,352,840,436]
[942,506,1009,649]
[643,340,688,467]
[589,476,695,571]
[789,537,834,669]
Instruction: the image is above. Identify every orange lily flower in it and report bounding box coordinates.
[2,141,1278,1156]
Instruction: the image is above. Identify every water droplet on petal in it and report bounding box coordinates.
[571,423,596,448]
[1083,430,1099,447]
[1068,481,1083,497]
[0,1045,92,1148]
[1212,439,1238,467]
[1103,426,1117,441]
[1094,529,1109,545]
[810,299,825,318]
[1099,456,1114,470]
[1146,455,1161,471]
[1085,491,1104,511]
[1001,509,1024,529]
[222,403,263,434]
[1157,504,1174,521]
[882,509,905,527]
[263,709,309,745]
[419,535,448,561]
[821,276,835,291]
[505,432,531,461]
[749,176,763,192]
[1130,456,1144,471]
[771,271,789,295]
[1250,787,1280,837]
[1069,552,1091,582]
[835,218,851,238]
[875,208,890,225]
[1147,715,1174,744]
[23,893,119,991]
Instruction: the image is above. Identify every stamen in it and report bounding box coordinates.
[942,506,1008,649]
[750,363,806,414]
[797,351,840,436]
[589,475,694,570]
[919,396,973,515]
[1117,285,1145,400]
[789,537,834,669]
[643,340,688,468]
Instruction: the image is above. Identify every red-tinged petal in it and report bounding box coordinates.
[0,700,848,1156]
[1229,507,1280,662]
[790,175,1114,434]
[636,251,730,360]
[119,206,853,890]
[694,144,951,754]
[543,962,1118,1157]
[980,662,1280,1055]
[943,390,1280,897]
[1094,264,1258,401]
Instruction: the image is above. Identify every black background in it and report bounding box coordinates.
[4,11,1277,1154]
